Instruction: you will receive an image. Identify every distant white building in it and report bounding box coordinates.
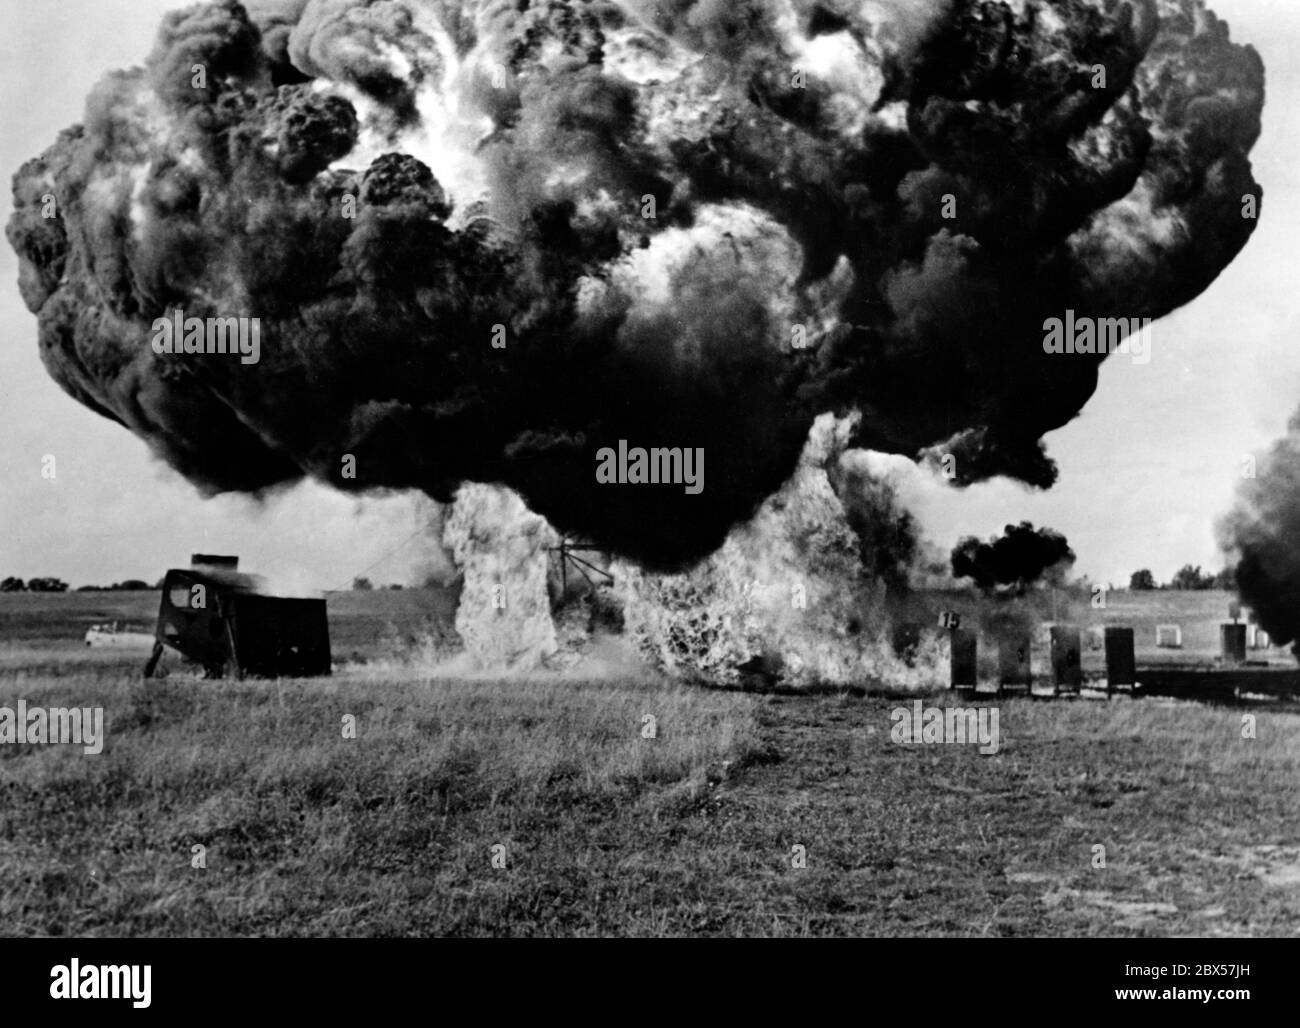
[1248,625,1271,649]
[1155,624,1183,648]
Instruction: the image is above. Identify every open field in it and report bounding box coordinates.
[0,587,458,668]
[1,591,1298,936]
[5,586,1275,673]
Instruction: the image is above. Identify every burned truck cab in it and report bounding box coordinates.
[145,555,331,679]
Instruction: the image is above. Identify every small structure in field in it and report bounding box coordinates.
[1104,627,1137,693]
[997,631,1034,694]
[1221,622,1248,664]
[1155,624,1183,648]
[144,555,330,679]
[1049,625,1083,695]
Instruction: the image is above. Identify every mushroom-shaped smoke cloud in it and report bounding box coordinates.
[7,0,1263,568]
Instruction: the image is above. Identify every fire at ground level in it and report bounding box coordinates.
[14,544,1291,706]
[110,563,1300,705]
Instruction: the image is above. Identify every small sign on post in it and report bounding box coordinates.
[939,611,961,630]
[1228,601,1241,624]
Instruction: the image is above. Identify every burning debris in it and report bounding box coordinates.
[5,0,1263,576]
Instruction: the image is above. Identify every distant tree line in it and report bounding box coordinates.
[1128,565,1235,591]
[5,575,412,594]
[0,576,158,593]
[351,577,405,591]
[1,576,69,592]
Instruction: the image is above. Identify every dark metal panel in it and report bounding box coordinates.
[1050,625,1083,693]
[950,629,977,689]
[1105,626,1136,690]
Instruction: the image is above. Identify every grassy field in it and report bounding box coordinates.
[0,587,458,667]
[1,591,1298,936]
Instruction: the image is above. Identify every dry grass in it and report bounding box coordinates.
[0,665,760,936]
[2,590,1298,936]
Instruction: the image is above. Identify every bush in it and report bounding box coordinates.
[1129,569,1157,590]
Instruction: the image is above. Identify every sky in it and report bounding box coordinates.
[0,0,1296,590]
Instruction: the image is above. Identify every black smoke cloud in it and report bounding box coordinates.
[951,521,1075,593]
[1221,416,1300,650]
[7,0,1264,568]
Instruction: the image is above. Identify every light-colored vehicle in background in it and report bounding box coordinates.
[84,621,155,648]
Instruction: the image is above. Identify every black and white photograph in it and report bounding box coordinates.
[0,0,1294,986]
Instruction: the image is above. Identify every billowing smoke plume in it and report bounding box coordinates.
[951,521,1075,593]
[1221,417,1300,650]
[7,0,1263,568]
